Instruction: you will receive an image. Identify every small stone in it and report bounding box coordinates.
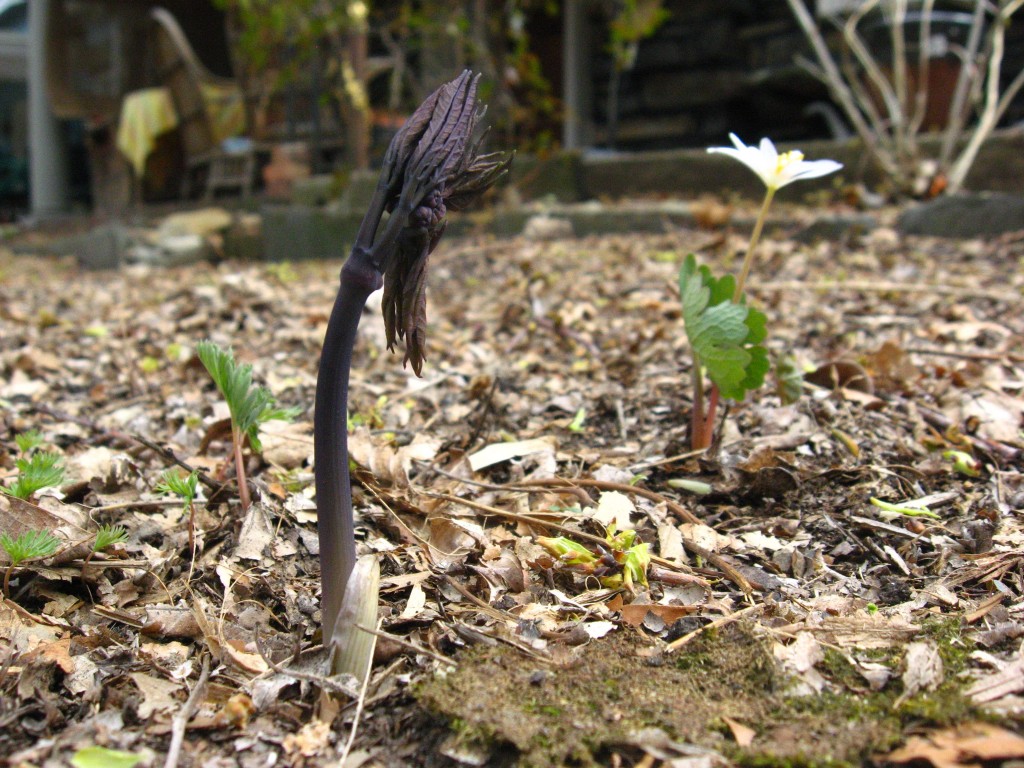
[897,192,1024,238]
[522,215,574,241]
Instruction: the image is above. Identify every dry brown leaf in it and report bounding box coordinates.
[283,719,333,759]
[129,671,183,719]
[235,501,274,561]
[901,640,944,696]
[259,420,313,469]
[967,656,1024,703]
[883,722,1024,767]
[619,603,699,627]
[467,436,557,471]
[722,716,756,747]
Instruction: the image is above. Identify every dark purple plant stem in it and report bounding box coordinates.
[314,255,381,641]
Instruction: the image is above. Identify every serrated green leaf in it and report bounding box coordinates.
[196,341,296,455]
[2,451,65,499]
[1,529,61,565]
[678,254,769,402]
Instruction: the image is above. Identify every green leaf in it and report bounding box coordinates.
[15,429,44,455]
[567,407,586,432]
[155,469,199,505]
[1,529,61,566]
[775,354,804,405]
[94,524,129,552]
[2,451,65,499]
[869,497,941,520]
[679,254,769,401]
[536,536,596,565]
[70,746,145,768]
[196,341,298,454]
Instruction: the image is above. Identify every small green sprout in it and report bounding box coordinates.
[265,261,299,284]
[537,535,597,567]
[155,468,200,564]
[870,497,941,520]
[196,340,299,510]
[2,451,65,500]
[775,354,804,405]
[70,746,145,768]
[866,603,879,615]
[14,429,45,455]
[943,450,981,478]
[82,524,130,577]
[155,468,199,504]
[567,408,587,433]
[93,524,129,553]
[347,394,388,430]
[139,356,161,374]
[666,478,713,495]
[1,529,61,596]
[537,524,651,592]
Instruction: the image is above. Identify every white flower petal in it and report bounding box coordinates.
[758,137,778,166]
[708,133,842,191]
[783,159,844,184]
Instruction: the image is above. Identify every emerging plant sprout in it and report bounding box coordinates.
[196,341,299,511]
[682,134,841,449]
[315,71,511,680]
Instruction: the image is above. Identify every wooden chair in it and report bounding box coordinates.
[149,7,254,200]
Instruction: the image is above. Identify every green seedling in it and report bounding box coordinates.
[775,353,804,405]
[82,524,129,579]
[682,135,841,449]
[265,261,299,284]
[2,451,65,500]
[70,746,145,768]
[1,529,60,596]
[943,450,981,478]
[679,254,769,448]
[537,524,651,592]
[196,340,299,510]
[155,469,200,568]
[567,408,587,433]
[139,356,161,374]
[870,497,941,520]
[14,429,45,455]
[94,524,128,553]
[666,478,713,496]
[347,394,388,430]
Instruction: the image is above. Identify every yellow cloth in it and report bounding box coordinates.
[116,88,179,176]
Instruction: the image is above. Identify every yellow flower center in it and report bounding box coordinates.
[776,150,804,174]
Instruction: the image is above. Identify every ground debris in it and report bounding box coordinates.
[1,211,1022,766]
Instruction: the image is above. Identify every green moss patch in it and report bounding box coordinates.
[416,622,980,767]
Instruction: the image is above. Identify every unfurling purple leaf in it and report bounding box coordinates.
[379,71,512,375]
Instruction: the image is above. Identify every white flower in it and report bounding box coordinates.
[708,133,842,191]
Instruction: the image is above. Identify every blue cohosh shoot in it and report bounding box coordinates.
[314,71,510,683]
